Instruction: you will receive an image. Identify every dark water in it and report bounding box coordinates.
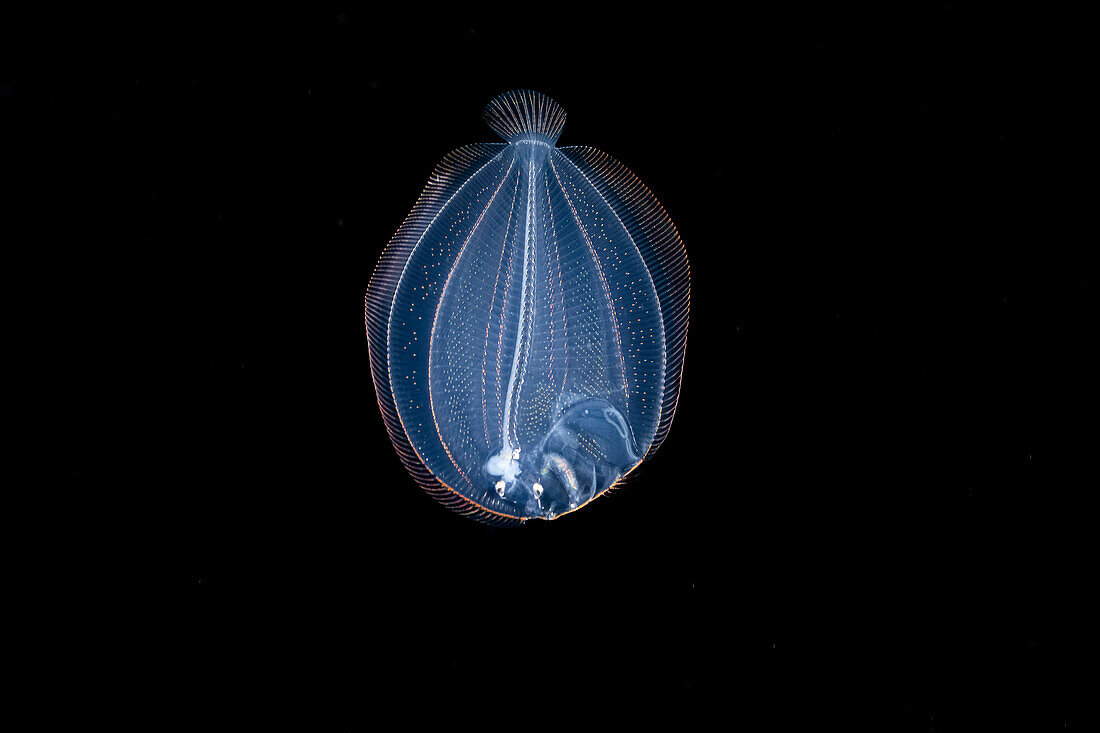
[20,3,1089,730]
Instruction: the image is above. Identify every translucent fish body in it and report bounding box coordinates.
[365,90,689,524]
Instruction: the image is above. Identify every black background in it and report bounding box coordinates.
[10,3,1091,730]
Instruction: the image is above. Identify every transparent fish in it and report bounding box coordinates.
[365,90,690,524]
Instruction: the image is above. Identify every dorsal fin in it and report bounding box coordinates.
[482,89,566,145]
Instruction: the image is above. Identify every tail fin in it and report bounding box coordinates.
[483,89,566,145]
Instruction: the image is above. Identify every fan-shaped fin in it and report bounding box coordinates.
[483,89,567,145]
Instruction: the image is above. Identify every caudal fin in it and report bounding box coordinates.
[482,89,566,145]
